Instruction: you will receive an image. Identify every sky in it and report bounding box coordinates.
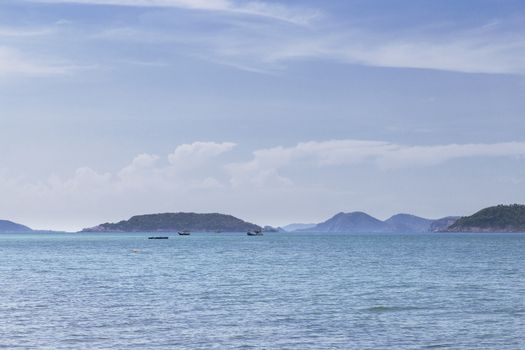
[1,0,525,231]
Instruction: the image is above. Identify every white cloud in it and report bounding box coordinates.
[20,1,525,75]
[375,142,525,168]
[116,153,162,189]
[198,176,224,189]
[19,142,236,200]
[29,0,319,25]
[227,140,525,187]
[168,141,236,167]
[0,27,53,37]
[231,28,525,75]
[118,153,160,177]
[337,39,525,75]
[38,140,525,194]
[61,167,113,192]
[66,142,235,193]
[0,46,77,76]
[95,17,525,75]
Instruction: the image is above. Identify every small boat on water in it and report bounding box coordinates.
[148,236,169,239]
[247,229,263,236]
[178,230,191,236]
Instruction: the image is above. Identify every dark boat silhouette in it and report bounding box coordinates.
[148,236,168,239]
[178,230,191,236]
[247,229,263,236]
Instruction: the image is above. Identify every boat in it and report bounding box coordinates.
[148,236,169,239]
[178,230,191,236]
[247,229,263,236]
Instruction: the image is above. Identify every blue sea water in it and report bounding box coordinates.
[0,232,524,349]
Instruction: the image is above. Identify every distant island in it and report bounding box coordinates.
[445,204,525,232]
[297,205,525,233]
[82,212,261,233]
[4,204,525,234]
[298,212,457,233]
[0,220,32,233]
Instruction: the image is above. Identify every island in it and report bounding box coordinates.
[81,212,261,233]
[445,204,525,232]
[0,220,32,233]
[299,212,457,233]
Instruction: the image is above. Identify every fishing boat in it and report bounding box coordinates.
[178,230,191,236]
[247,229,263,236]
[148,236,169,239]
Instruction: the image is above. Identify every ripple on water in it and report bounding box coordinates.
[0,232,524,350]
[361,305,429,313]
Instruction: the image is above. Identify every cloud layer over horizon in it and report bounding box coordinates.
[2,140,525,231]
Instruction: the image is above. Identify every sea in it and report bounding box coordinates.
[0,232,524,349]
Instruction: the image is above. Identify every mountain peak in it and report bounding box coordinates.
[0,219,32,233]
[301,211,458,233]
[303,211,390,233]
[384,213,432,232]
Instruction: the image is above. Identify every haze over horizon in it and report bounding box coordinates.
[2,0,525,231]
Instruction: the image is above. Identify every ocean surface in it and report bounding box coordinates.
[0,232,524,349]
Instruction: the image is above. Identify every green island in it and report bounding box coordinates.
[81,212,261,233]
[446,204,525,232]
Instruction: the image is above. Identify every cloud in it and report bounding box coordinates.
[0,27,53,37]
[116,153,162,189]
[227,140,525,187]
[335,38,525,75]
[93,15,525,75]
[58,167,113,193]
[224,26,525,75]
[28,0,319,25]
[168,141,236,167]
[0,46,77,76]
[18,1,525,75]
[52,141,236,193]
[26,140,525,195]
[375,142,525,168]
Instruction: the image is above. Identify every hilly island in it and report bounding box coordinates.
[4,204,525,234]
[82,212,261,233]
[297,212,458,233]
[446,204,525,233]
[0,220,32,233]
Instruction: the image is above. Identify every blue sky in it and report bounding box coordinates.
[1,0,525,231]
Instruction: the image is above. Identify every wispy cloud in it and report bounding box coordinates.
[210,22,525,74]
[333,36,525,75]
[91,14,525,75]
[0,46,79,76]
[227,140,525,187]
[28,0,319,25]
[12,1,525,75]
[0,27,54,37]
